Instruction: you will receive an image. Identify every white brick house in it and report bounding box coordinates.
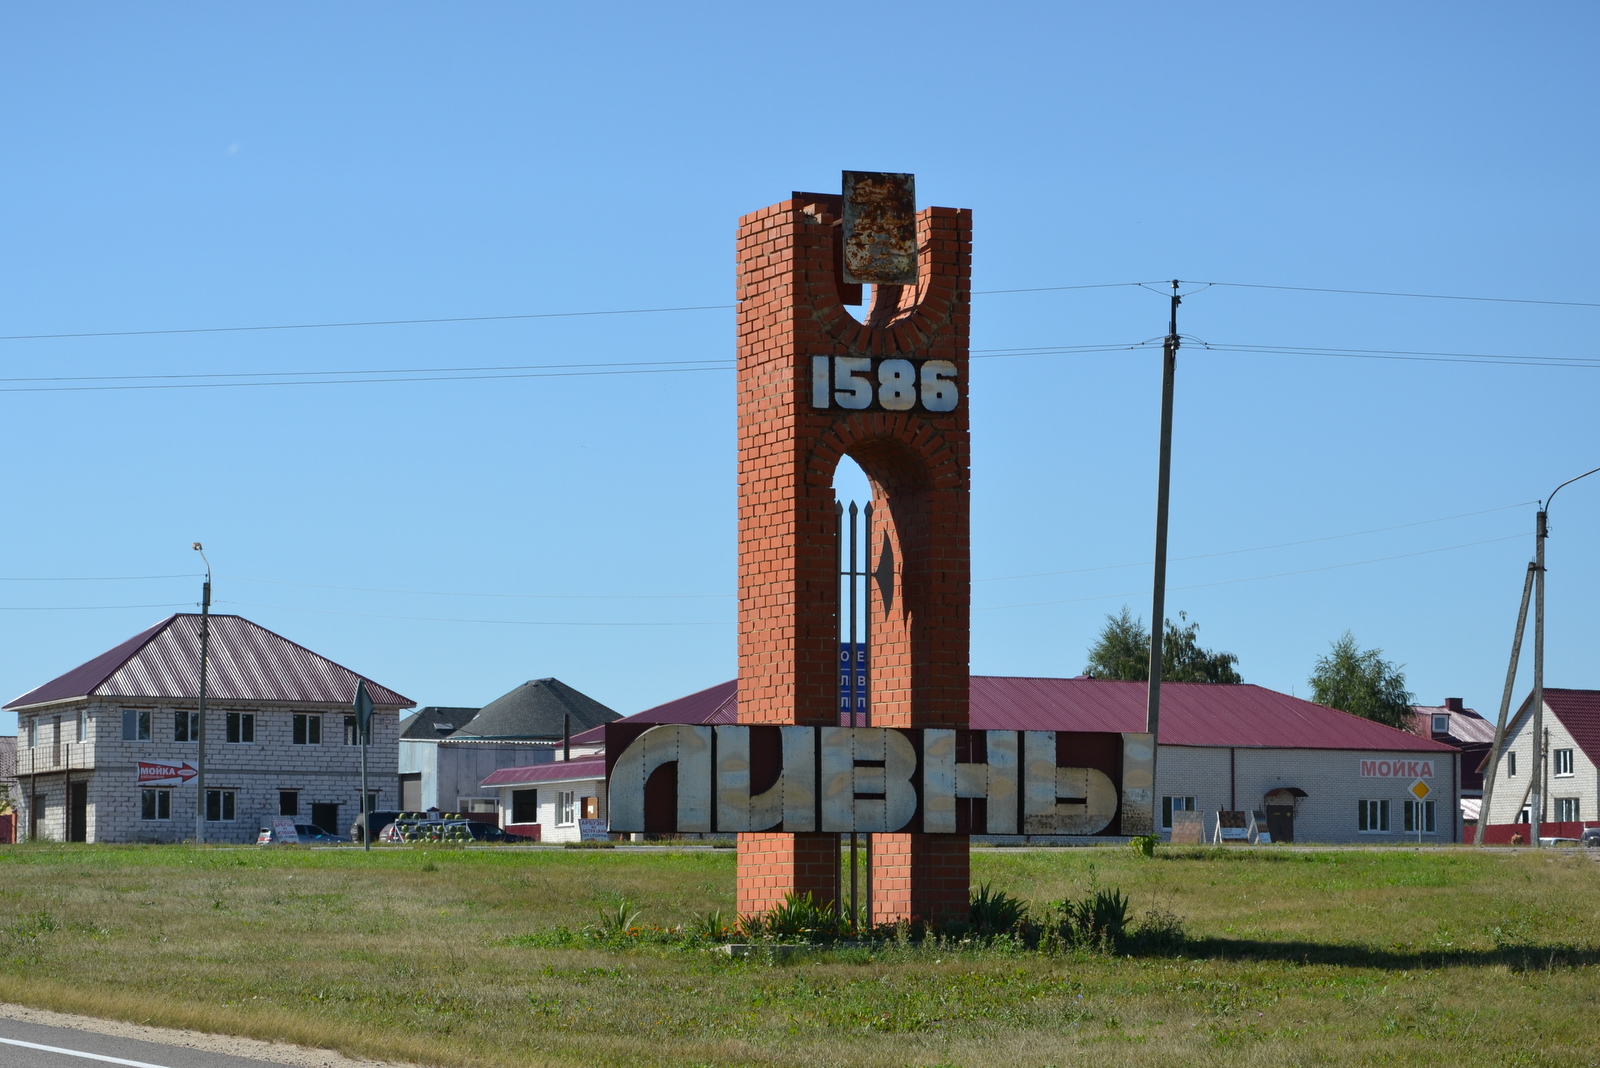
[1482,688,1600,833]
[5,614,412,844]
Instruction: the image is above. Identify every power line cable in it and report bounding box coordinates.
[0,602,192,612]
[0,304,738,343]
[4,276,1593,348]
[0,362,732,394]
[0,574,195,582]
[976,501,1536,583]
[1191,340,1600,370]
[216,600,733,627]
[975,533,1526,612]
[218,574,732,600]
[1200,281,1600,310]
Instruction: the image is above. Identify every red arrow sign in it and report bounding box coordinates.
[137,761,197,784]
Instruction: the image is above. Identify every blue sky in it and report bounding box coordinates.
[3,4,1597,734]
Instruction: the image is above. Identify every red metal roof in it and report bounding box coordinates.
[1406,704,1496,745]
[481,756,607,787]
[1537,689,1600,769]
[577,676,1452,753]
[969,677,1451,750]
[570,679,736,746]
[5,614,412,710]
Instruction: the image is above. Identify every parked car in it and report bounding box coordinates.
[296,824,350,844]
[1581,827,1600,848]
[463,822,538,843]
[349,810,406,843]
[257,823,350,845]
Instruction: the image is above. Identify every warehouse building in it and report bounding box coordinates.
[483,676,1459,845]
[5,614,411,843]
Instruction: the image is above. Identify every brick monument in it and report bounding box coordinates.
[735,174,972,923]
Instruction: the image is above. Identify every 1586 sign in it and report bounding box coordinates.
[810,356,959,413]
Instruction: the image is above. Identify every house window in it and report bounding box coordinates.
[1431,714,1450,734]
[1518,806,1531,824]
[1161,796,1196,829]
[75,710,86,742]
[122,709,151,742]
[557,791,576,827]
[1404,800,1436,834]
[292,714,322,746]
[1553,749,1574,777]
[1505,751,1517,777]
[140,789,171,821]
[279,791,299,817]
[511,789,538,824]
[25,718,36,748]
[1555,798,1580,822]
[226,712,255,744]
[206,790,236,822]
[582,796,599,820]
[1358,799,1390,833]
[174,710,200,742]
[344,716,360,746]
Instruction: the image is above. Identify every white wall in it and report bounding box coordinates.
[1485,704,1597,825]
[1157,745,1460,844]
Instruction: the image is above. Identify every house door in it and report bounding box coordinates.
[1264,804,1295,843]
[310,803,340,836]
[399,774,422,811]
[68,783,88,842]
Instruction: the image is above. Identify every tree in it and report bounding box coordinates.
[1308,632,1413,728]
[1084,607,1242,684]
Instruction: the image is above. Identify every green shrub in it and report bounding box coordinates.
[738,892,847,944]
[1045,887,1131,952]
[1129,834,1159,858]
[969,882,1028,939]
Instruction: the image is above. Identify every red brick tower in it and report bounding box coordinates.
[735,182,972,923]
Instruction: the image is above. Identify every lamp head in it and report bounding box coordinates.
[192,542,203,551]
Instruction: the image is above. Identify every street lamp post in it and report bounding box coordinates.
[1530,465,1600,847]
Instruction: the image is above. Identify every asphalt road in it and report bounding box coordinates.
[0,1017,288,1068]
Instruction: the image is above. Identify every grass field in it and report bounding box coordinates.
[1,842,1596,1067]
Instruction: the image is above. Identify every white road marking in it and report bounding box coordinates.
[0,1035,182,1068]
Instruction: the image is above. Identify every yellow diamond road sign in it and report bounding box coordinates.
[1410,779,1431,800]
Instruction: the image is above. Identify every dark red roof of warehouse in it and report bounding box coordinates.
[576,677,1452,752]
[4,614,413,710]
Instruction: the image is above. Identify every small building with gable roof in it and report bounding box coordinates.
[1480,688,1600,838]
[5,614,412,843]
[397,678,620,818]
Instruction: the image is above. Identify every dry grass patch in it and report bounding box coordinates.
[0,843,1595,1067]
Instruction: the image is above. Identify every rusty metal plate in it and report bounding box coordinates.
[841,171,918,285]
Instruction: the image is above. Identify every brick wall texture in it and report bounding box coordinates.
[14,700,399,844]
[735,191,973,922]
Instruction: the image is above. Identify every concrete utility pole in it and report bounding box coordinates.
[1478,561,1534,845]
[1531,465,1600,847]
[1144,281,1181,826]
[193,543,211,845]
